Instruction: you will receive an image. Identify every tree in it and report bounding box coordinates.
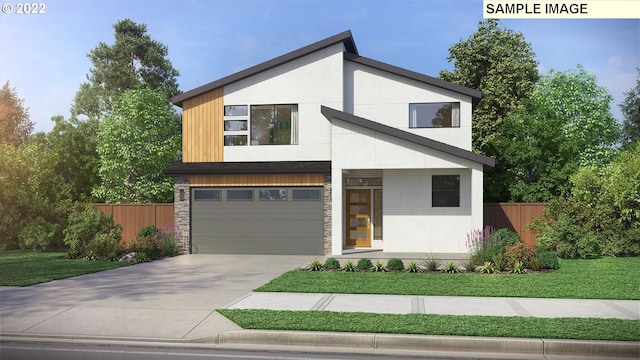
[439,19,539,154]
[30,116,101,202]
[534,66,620,166]
[0,142,71,250]
[620,69,640,146]
[72,18,180,120]
[491,66,621,202]
[0,81,33,146]
[92,89,181,203]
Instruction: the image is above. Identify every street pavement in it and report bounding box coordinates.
[0,254,638,359]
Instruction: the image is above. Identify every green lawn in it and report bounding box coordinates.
[256,257,640,300]
[0,250,132,286]
[217,309,640,342]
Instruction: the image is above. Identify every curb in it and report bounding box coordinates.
[217,330,640,358]
[2,331,639,358]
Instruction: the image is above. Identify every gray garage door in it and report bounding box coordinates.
[191,187,324,255]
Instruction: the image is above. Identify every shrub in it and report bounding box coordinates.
[63,204,122,259]
[406,261,421,273]
[504,242,537,269]
[342,260,357,272]
[461,256,477,272]
[18,217,62,252]
[535,245,560,270]
[491,228,522,246]
[531,147,640,258]
[324,258,340,269]
[492,253,506,271]
[512,260,527,274]
[127,226,180,260]
[443,262,459,273]
[424,256,440,271]
[466,225,497,262]
[356,258,373,271]
[386,258,404,271]
[87,230,122,260]
[308,259,324,271]
[480,261,495,274]
[137,225,159,239]
[371,260,386,272]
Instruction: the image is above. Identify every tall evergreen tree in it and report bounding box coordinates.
[620,69,640,146]
[439,19,539,154]
[71,18,180,120]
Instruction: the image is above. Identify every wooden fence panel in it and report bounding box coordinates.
[483,203,547,246]
[95,204,175,244]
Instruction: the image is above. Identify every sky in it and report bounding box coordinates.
[0,0,638,134]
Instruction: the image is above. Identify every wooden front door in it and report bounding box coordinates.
[346,189,371,247]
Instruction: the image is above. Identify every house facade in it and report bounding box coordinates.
[165,30,494,256]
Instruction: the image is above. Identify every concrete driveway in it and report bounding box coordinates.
[0,254,315,340]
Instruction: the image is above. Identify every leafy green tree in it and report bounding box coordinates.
[492,66,621,202]
[620,69,640,146]
[92,89,181,203]
[491,99,576,202]
[30,116,101,202]
[0,142,71,250]
[72,18,180,120]
[439,19,539,154]
[534,66,620,166]
[0,81,33,146]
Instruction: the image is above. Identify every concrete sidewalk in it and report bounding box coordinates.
[224,292,640,319]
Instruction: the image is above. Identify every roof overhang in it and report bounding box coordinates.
[320,106,495,168]
[164,161,331,176]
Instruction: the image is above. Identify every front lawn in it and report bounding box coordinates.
[256,257,640,300]
[0,250,132,286]
[218,309,640,341]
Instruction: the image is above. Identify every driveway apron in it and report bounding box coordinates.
[0,254,315,340]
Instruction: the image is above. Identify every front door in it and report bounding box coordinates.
[346,189,371,247]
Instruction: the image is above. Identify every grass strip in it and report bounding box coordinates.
[0,250,132,286]
[256,257,640,300]
[218,309,640,342]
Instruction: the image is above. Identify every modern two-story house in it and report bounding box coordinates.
[165,30,495,256]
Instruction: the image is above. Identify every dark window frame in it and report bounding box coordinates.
[432,175,460,207]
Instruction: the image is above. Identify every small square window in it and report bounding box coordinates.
[432,175,460,207]
[227,189,253,200]
[259,189,288,201]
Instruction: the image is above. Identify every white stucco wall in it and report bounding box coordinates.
[330,118,484,254]
[222,43,345,162]
[344,61,473,151]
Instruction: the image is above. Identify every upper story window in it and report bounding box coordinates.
[409,102,460,128]
[223,104,298,146]
[251,104,298,145]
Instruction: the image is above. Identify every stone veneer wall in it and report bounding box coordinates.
[323,175,332,255]
[174,176,190,254]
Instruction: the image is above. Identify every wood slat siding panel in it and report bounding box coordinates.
[483,203,547,246]
[190,174,326,187]
[182,88,223,162]
[95,204,175,244]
